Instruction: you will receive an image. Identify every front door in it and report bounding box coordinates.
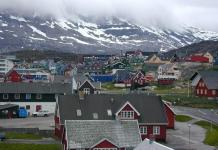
[36,105,42,112]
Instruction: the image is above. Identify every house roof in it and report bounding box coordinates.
[114,70,131,81]
[0,104,19,111]
[0,82,72,94]
[57,94,168,125]
[191,71,218,89]
[200,71,218,89]
[134,138,174,150]
[65,120,141,149]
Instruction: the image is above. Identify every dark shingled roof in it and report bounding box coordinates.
[0,104,19,110]
[57,94,168,125]
[0,82,72,94]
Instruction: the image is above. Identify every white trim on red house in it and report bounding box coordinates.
[115,101,140,116]
[162,101,176,115]
[64,120,69,150]
[132,71,144,80]
[90,138,119,149]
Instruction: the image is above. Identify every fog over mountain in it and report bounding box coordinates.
[0,0,218,32]
[0,0,218,53]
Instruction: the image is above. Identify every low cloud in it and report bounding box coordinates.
[0,0,218,31]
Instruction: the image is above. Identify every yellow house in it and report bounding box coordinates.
[146,54,169,64]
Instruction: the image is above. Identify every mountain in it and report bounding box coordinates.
[164,40,218,57]
[0,12,218,54]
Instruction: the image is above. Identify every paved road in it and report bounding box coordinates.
[0,115,54,130]
[174,106,218,125]
[166,121,216,150]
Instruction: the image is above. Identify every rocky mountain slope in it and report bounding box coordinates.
[0,12,218,53]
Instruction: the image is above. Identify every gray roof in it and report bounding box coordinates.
[74,74,89,83]
[134,139,174,150]
[0,104,19,110]
[57,94,168,125]
[192,71,218,89]
[0,82,72,94]
[53,75,71,83]
[65,120,141,149]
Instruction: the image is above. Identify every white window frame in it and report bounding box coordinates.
[212,90,216,95]
[3,94,8,99]
[83,88,90,94]
[140,126,147,135]
[120,111,134,119]
[14,93,20,99]
[26,93,31,100]
[36,94,42,99]
[153,126,160,135]
[201,89,203,94]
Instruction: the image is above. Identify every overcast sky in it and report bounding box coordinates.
[0,0,218,31]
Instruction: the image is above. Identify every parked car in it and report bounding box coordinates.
[32,110,49,117]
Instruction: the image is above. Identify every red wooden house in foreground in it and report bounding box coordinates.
[55,94,175,149]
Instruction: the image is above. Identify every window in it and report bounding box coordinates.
[153,126,160,135]
[14,94,20,99]
[197,89,199,94]
[83,88,90,94]
[36,94,42,99]
[3,94,8,99]
[26,94,31,100]
[140,126,147,134]
[26,105,30,110]
[120,111,134,119]
[201,89,203,94]
[204,90,207,95]
[212,90,216,95]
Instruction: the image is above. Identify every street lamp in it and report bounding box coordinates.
[188,124,191,148]
[210,109,214,132]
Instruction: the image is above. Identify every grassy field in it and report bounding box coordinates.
[5,132,42,140]
[161,95,218,109]
[175,115,193,122]
[0,143,61,150]
[194,121,218,146]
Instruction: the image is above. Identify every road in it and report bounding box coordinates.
[174,106,218,125]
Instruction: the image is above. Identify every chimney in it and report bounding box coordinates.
[79,91,85,100]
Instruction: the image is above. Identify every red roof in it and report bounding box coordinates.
[187,55,209,63]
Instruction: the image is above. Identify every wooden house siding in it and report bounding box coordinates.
[78,81,95,94]
[139,125,166,141]
[0,93,56,102]
[117,104,140,120]
[5,70,22,82]
[164,104,175,129]
[92,139,118,149]
[195,79,218,97]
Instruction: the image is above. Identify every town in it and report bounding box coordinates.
[0,49,218,150]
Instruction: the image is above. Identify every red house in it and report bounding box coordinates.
[164,101,175,129]
[131,71,147,86]
[186,55,209,63]
[55,94,170,145]
[4,70,22,82]
[194,71,218,98]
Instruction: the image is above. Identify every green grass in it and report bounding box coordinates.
[161,95,218,109]
[6,132,42,140]
[195,120,218,146]
[175,115,193,122]
[0,143,61,150]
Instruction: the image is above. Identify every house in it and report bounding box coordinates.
[157,63,181,85]
[4,70,22,82]
[55,94,170,142]
[131,71,147,87]
[103,62,128,74]
[185,53,209,63]
[146,54,169,64]
[163,101,175,129]
[192,71,218,98]
[64,120,141,150]
[134,138,174,150]
[73,74,101,94]
[0,56,14,74]
[0,104,19,118]
[114,70,132,87]
[90,74,114,82]
[0,82,71,115]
